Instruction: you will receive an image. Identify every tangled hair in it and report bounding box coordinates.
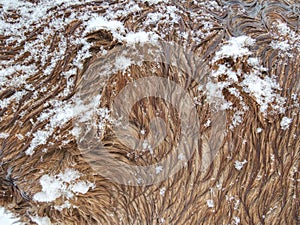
[0,0,299,224]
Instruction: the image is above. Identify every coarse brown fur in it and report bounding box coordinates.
[0,0,299,224]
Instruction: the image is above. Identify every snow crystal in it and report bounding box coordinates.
[271,154,275,161]
[206,199,214,208]
[234,160,247,171]
[96,107,113,132]
[230,111,244,130]
[280,116,292,130]
[205,80,229,105]
[33,168,95,203]
[277,22,290,35]
[234,199,240,210]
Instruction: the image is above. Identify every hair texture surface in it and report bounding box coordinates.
[0,0,299,224]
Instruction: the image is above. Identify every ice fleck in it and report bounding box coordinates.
[0,133,9,139]
[233,216,240,225]
[160,218,165,223]
[15,134,24,140]
[256,127,263,133]
[204,119,211,127]
[234,160,247,171]
[178,153,185,160]
[155,166,163,174]
[207,199,214,208]
[159,187,166,196]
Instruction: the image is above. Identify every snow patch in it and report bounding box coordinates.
[270,21,300,56]
[0,90,27,109]
[213,36,255,62]
[85,17,158,45]
[30,216,52,225]
[0,207,22,225]
[70,181,95,194]
[26,96,101,155]
[270,40,291,51]
[125,31,159,45]
[206,35,286,130]
[84,16,125,39]
[114,56,133,72]
[33,168,95,203]
[241,73,285,115]
[280,116,292,130]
